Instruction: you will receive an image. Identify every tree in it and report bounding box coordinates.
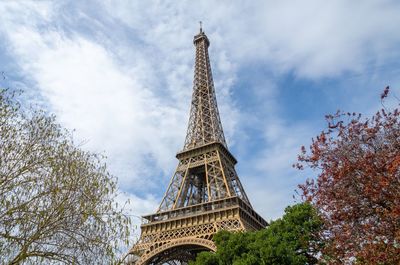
[0,88,131,264]
[190,202,323,265]
[296,87,400,264]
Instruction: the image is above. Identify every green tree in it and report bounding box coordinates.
[190,203,323,265]
[0,88,131,264]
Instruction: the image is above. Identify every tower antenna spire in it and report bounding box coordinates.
[199,21,202,33]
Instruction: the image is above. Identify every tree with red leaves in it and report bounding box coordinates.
[296,87,400,264]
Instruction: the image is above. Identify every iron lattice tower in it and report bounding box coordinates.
[125,27,267,265]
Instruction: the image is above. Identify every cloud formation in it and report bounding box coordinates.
[1,0,400,223]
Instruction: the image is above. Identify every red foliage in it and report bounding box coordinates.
[297,87,400,264]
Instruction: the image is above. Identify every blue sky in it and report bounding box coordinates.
[1,0,400,234]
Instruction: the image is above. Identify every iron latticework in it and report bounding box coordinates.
[183,29,226,151]
[124,27,267,265]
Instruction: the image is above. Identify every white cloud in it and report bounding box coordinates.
[104,0,400,79]
[9,28,180,184]
[0,2,189,200]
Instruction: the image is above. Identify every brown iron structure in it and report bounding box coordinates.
[124,26,267,265]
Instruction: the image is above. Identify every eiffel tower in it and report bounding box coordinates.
[125,25,267,265]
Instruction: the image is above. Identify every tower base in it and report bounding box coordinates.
[125,197,267,265]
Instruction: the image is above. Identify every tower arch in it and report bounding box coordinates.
[138,238,216,265]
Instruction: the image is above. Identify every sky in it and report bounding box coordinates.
[1,0,400,238]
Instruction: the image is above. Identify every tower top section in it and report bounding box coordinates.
[183,27,227,151]
[193,21,210,47]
